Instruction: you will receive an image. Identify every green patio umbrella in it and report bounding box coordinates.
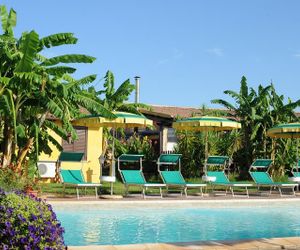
[267,122,300,171]
[74,111,153,194]
[173,116,241,173]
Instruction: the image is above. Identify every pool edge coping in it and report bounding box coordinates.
[49,197,300,205]
[68,236,300,249]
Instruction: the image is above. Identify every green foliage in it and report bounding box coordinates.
[94,70,136,111]
[41,54,95,66]
[114,133,156,162]
[0,6,16,35]
[15,30,39,72]
[38,32,78,50]
[174,129,240,177]
[211,76,300,177]
[0,5,114,172]
[0,168,25,191]
[0,159,39,192]
[174,131,204,177]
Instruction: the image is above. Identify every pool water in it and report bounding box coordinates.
[54,201,300,246]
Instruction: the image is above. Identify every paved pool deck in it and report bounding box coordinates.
[68,237,300,249]
[48,194,300,250]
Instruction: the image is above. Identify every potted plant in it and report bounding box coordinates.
[23,177,40,197]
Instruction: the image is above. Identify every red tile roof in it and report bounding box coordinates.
[140,104,233,119]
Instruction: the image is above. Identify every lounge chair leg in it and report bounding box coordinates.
[279,187,282,197]
[211,185,215,196]
[270,186,272,195]
[76,187,79,199]
[95,187,98,199]
[184,187,187,198]
[125,185,128,196]
[230,186,234,197]
[246,187,249,198]
[293,187,296,196]
[84,187,87,195]
[142,188,146,199]
[110,182,114,195]
[160,187,163,199]
[200,187,203,197]
[63,184,66,197]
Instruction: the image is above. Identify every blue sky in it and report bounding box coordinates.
[3,0,300,108]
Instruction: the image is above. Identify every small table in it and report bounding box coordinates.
[202,176,216,183]
[202,176,217,194]
[288,177,300,191]
[100,176,116,195]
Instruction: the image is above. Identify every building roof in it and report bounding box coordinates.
[140,104,234,119]
[141,105,200,118]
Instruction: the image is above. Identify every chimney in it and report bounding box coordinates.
[134,76,140,104]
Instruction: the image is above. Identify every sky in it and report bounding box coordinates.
[3,0,300,108]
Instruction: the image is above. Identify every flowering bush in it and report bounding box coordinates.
[0,189,65,249]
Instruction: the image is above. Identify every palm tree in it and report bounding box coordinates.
[211,76,262,171]
[88,70,149,158]
[211,76,300,176]
[0,6,114,172]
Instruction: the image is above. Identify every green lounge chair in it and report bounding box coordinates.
[206,171,252,197]
[291,162,300,191]
[204,156,252,197]
[292,160,300,178]
[249,159,297,196]
[157,154,206,197]
[118,154,165,198]
[58,152,101,199]
[204,156,230,173]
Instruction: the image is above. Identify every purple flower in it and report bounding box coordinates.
[4,221,11,228]
[17,214,26,222]
[30,214,38,221]
[0,189,65,248]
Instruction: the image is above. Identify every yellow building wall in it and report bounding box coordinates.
[39,125,103,183]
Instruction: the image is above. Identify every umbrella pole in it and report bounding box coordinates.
[297,139,299,173]
[204,131,208,174]
[110,128,116,195]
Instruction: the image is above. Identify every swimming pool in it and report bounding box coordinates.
[52,200,300,246]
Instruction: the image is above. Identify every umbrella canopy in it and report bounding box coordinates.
[73,111,153,195]
[173,116,241,131]
[73,111,153,128]
[267,123,300,172]
[173,116,241,173]
[267,123,300,139]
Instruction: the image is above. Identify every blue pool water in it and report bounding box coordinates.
[54,201,300,246]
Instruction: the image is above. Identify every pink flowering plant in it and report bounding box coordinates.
[0,189,65,249]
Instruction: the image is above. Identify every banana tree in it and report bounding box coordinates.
[88,70,149,157]
[0,6,114,173]
[211,76,300,176]
[211,76,261,170]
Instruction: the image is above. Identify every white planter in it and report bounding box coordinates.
[202,176,216,182]
[100,176,116,183]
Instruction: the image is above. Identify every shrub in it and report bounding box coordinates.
[0,189,65,249]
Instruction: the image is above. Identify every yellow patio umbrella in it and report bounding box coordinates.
[173,116,241,172]
[74,111,153,194]
[267,122,300,171]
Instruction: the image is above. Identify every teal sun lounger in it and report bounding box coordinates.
[204,156,252,197]
[249,159,297,196]
[118,154,165,198]
[157,154,206,197]
[59,152,101,199]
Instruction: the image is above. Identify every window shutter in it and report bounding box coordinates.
[62,126,87,160]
